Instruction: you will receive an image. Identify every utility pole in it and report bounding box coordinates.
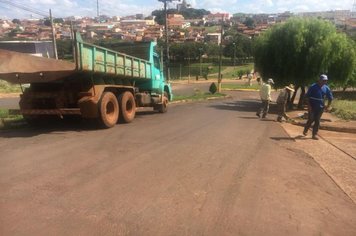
[217,14,224,92]
[97,0,99,17]
[158,0,179,81]
[49,9,58,59]
[199,47,203,77]
[233,42,236,67]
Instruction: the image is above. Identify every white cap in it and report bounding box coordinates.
[267,78,274,84]
[320,74,328,81]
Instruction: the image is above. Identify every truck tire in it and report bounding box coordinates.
[98,92,119,128]
[157,96,168,113]
[155,92,168,113]
[118,91,136,123]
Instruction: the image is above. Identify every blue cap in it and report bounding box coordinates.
[320,74,328,81]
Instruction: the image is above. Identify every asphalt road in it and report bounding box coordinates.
[0,91,355,236]
[0,97,19,109]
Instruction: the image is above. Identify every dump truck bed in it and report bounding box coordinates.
[75,33,153,80]
[0,49,76,83]
[0,32,154,84]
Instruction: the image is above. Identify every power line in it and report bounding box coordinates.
[0,0,48,17]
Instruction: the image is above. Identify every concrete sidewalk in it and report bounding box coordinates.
[281,109,356,204]
[287,109,356,134]
[281,122,356,204]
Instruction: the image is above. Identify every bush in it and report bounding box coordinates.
[0,80,21,93]
[209,82,217,94]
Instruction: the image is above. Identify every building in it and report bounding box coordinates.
[143,25,163,41]
[205,33,221,45]
[167,14,186,29]
[205,13,231,24]
[298,10,351,21]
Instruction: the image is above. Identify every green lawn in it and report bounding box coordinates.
[0,108,25,129]
[0,80,22,93]
[332,99,356,120]
[173,92,226,101]
[222,83,260,90]
[170,64,254,80]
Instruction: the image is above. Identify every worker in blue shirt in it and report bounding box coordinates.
[303,74,333,140]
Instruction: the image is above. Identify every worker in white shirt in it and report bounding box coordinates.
[256,78,274,118]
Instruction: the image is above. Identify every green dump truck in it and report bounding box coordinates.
[0,32,173,128]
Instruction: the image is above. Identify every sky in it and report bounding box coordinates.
[0,0,354,20]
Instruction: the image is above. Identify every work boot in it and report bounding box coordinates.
[303,129,308,136]
[312,135,319,140]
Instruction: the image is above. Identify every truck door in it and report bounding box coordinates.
[153,54,162,80]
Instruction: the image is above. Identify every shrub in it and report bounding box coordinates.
[209,82,217,94]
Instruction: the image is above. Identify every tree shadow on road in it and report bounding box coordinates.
[0,110,163,138]
[210,99,279,114]
[270,135,309,141]
[0,119,101,138]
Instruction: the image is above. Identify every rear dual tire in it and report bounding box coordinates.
[118,91,136,123]
[98,91,136,128]
[98,92,119,128]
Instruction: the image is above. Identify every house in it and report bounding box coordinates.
[167,14,186,29]
[205,13,231,24]
[205,33,221,45]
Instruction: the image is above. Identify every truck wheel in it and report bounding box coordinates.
[98,92,119,128]
[157,96,168,113]
[119,91,136,123]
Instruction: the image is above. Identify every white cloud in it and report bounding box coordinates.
[0,0,354,19]
[29,0,56,5]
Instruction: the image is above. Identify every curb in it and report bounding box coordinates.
[290,120,356,134]
[170,95,232,104]
[222,88,258,92]
[0,93,21,98]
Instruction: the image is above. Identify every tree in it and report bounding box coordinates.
[56,39,73,60]
[223,33,253,59]
[43,19,51,27]
[152,8,210,25]
[254,18,356,107]
[152,9,177,25]
[53,18,64,24]
[169,42,207,62]
[12,19,21,24]
[244,17,255,29]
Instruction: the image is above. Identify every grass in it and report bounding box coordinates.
[170,64,254,80]
[173,92,226,102]
[0,109,25,130]
[331,99,356,120]
[0,80,22,93]
[222,83,260,90]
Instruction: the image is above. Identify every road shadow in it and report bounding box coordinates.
[238,116,259,120]
[135,110,157,116]
[0,119,101,138]
[0,110,162,138]
[270,135,309,141]
[211,99,279,114]
[210,99,259,112]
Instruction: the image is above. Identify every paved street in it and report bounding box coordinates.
[1,90,355,235]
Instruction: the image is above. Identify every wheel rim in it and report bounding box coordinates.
[106,101,116,122]
[126,99,134,114]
